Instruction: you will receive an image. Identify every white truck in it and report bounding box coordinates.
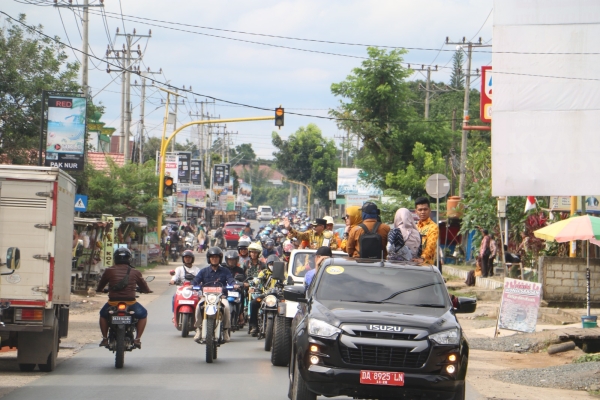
[271,248,347,366]
[0,166,76,372]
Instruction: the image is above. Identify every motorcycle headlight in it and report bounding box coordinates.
[264,294,277,307]
[182,288,192,299]
[206,293,218,303]
[429,328,460,345]
[308,319,341,339]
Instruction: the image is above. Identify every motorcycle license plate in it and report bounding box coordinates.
[178,300,195,305]
[112,316,132,324]
[360,370,404,387]
[228,291,240,298]
[203,287,222,294]
[171,247,177,250]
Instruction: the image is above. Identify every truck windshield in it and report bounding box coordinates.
[315,265,449,307]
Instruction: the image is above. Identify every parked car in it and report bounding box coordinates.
[223,222,247,248]
[245,207,257,220]
[257,205,273,222]
[285,257,476,400]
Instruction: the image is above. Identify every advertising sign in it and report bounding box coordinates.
[239,182,252,201]
[164,153,178,183]
[345,195,379,207]
[480,66,492,123]
[191,159,203,185]
[550,196,600,213]
[213,164,230,188]
[497,278,542,333]
[177,152,191,184]
[102,216,116,267]
[45,95,87,171]
[337,168,383,196]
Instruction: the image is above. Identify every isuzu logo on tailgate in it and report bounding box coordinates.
[367,325,403,332]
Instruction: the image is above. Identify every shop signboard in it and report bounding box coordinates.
[480,66,492,123]
[45,95,87,171]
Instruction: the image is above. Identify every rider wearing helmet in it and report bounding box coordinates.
[262,239,279,259]
[191,247,238,343]
[282,239,295,263]
[224,250,245,278]
[249,254,284,335]
[96,247,153,348]
[237,238,251,265]
[244,242,266,280]
[170,250,200,285]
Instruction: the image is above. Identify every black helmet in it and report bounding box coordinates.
[265,239,274,249]
[182,249,195,263]
[266,254,279,271]
[206,247,223,264]
[114,247,132,265]
[224,250,239,266]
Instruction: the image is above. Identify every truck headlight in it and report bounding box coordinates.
[265,295,277,307]
[308,319,341,339]
[428,328,460,345]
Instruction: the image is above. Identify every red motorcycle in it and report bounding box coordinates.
[172,278,200,338]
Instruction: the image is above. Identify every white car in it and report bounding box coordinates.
[270,248,347,367]
[257,205,273,222]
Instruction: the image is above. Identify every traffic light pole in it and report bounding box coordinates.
[156,87,276,243]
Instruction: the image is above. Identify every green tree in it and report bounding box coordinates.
[449,50,465,89]
[0,14,81,164]
[272,124,339,203]
[230,143,256,166]
[385,142,446,199]
[86,159,160,226]
[238,164,289,210]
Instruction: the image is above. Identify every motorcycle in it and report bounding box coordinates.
[226,274,245,332]
[247,277,263,336]
[185,233,195,250]
[259,262,286,352]
[170,242,180,262]
[104,276,155,368]
[196,282,226,363]
[171,271,200,338]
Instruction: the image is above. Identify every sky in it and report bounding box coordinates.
[4,0,493,160]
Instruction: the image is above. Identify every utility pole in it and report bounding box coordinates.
[107,28,151,159]
[132,67,161,163]
[419,65,439,119]
[54,0,104,97]
[161,92,185,152]
[445,37,491,197]
[334,134,347,167]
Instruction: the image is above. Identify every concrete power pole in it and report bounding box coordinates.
[54,1,104,97]
[445,37,491,197]
[132,68,161,163]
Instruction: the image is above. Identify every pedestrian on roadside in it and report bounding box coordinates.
[488,233,497,277]
[478,228,491,278]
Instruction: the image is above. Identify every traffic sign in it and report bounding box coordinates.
[425,174,450,199]
[74,194,88,212]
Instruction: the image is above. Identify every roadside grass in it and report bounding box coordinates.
[574,353,600,363]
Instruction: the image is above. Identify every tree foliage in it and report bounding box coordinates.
[272,124,339,202]
[230,143,256,166]
[238,164,289,210]
[0,14,81,164]
[449,50,465,89]
[86,159,160,226]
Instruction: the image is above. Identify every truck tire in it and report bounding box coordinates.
[38,319,59,372]
[205,318,215,363]
[115,327,125,369]
[272,316,291,366]
[181,314,190,338]
[264,316,274,351]
[18,363,36,372]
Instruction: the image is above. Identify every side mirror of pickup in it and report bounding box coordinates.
[455,297,477,314]
[283,285,307,303]
[6,248,20,270]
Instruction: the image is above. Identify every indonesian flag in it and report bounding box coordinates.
[524,196,536,212]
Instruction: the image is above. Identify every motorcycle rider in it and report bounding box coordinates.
[248,254,280,335]
[96,248,153,348]
[224,250,245,278]
[192,247,239,343]
[214,223,225,249]
[169,228,181,257]
[262,239,279,259]
[237,238,251,265]
[169,250,201,313]
[244,242,266,279]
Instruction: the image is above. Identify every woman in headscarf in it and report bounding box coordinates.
[340,206,362,254]
[387,208,422,261]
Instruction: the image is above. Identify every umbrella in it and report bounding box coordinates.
[534,215,600,316]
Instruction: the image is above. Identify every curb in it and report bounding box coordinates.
[444,266,503,290]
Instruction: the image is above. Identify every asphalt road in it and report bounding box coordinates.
[1,279,484,400]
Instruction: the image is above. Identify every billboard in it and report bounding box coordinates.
[212,164,230,189]
[239,182,252,201]
[45,95,86,171]
[480,66,492,123]
[337,168,383,196]
[177,151,191,184]
[550,196,600,213]
[164,153,178,184]
[492,0,600,196]
[498,278,542,333]
[190,159,203,185]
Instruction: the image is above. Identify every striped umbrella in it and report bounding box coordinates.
[534,215,600,316]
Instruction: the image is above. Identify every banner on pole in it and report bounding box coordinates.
[45,95,87,171]
[177,151,191,184]
[191,159,203,185]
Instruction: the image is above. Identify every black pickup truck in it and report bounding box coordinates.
[284,258,476,400]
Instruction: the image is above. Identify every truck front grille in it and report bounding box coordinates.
[340,343,430,368]
[355,331,417,340]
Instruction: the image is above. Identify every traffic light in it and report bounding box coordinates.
[164,176,174,196]
[275,107,284,129]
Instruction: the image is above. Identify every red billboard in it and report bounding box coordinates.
[480,66,492,123]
